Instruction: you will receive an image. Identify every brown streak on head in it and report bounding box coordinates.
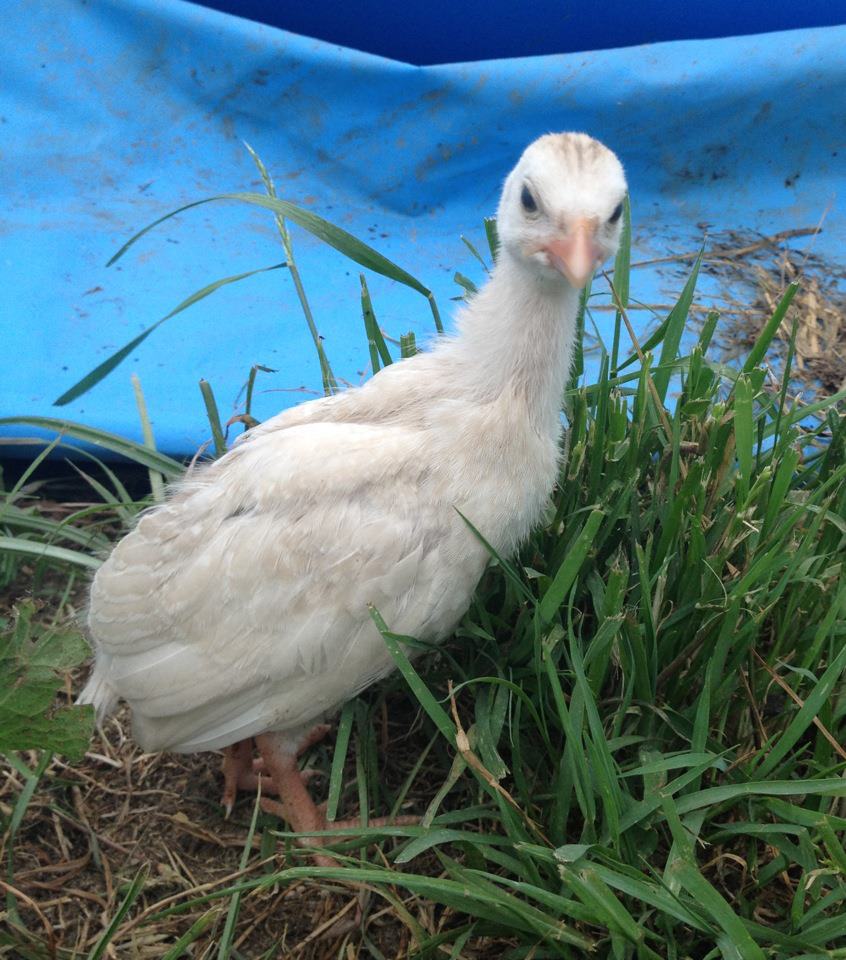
[538,132,612,171]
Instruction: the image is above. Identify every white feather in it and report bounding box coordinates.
[79,133,627,755]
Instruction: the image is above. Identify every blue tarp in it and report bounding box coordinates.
[192,0,846,65]
[1,0,844,457]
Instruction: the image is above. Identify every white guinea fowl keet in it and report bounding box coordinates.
[80,133,627,858]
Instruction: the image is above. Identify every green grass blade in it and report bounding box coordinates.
[608,200,631,376]
[460,234,491,274]
[199,380,226,458]
[400,331,418,358]
[0,417,184,476]
[652,254,701,403]
[131,373,165,503]
[161,910,219,960]
[0,505,110,553]
[54,263,284,405]
[670,860,765,960]
[734,373,754,503]
[742,282,799,373]
[243,142,338,395]
[675,779,846,815]
[325,700,355,822]
[108,192,442,331]
[483,217,499,260]
[54,318,168,407]
[369,606,455,744]
[360,274,393,369]
[756,620,846,777]
[87,865,149,960]
[538,508,604,624]
[559,865,644,945]
[0,436,63,515]
[0,536,102,571]
[454,271,479,296]
[217,792,261,959]
[697,310,720,352]
[454,508,535,604]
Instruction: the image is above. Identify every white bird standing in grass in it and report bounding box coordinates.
[80,132,627,858]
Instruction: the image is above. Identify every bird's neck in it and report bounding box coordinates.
[448,255,580,438]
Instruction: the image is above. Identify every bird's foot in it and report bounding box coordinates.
[254,730,418,868]
[220,724,331,817]
[221,738,255,817]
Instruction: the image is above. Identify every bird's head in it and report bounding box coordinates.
[496,133,627,289]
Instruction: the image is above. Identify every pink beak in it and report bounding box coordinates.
[543,219,601,288]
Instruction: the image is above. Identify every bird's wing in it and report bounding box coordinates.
[86,420,484,752]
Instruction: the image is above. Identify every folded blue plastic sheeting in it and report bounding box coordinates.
[192,0,846,66]
[1,0,844,458]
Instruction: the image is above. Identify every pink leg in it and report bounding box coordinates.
[221,739,255,817]
[255,729,419,867]
[221,725,332,815]
[256,732,338,867]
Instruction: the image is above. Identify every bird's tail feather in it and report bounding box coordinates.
[76,666,118,719]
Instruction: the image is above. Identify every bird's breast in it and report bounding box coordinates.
[426,393,562,557]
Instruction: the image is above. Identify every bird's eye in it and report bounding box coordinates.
[521,184,537,213]
[608,201,624,224]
